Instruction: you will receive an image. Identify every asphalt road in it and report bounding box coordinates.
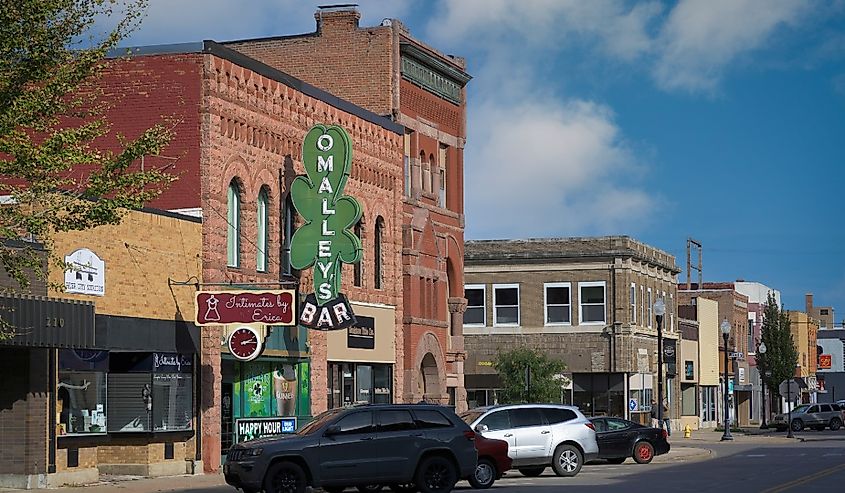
[5,431,844,493]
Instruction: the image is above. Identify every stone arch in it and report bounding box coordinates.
[412,331,447,402]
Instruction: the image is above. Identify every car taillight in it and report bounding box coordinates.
[662,429,668,439]
[464,430,476,441]
[585,422,595,431]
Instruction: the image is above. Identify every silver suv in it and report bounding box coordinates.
[772,403,844,432]
[460,404,598,477]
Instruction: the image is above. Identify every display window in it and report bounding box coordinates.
[328,362,393,408]
[58,349,109,435]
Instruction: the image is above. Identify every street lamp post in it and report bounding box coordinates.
[720,319,733,441]
[654,299,666,430]
[758,341,767,429]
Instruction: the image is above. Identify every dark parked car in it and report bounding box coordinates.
[224,404,477,493]
[589,417,670,464]
[468,434,512,489]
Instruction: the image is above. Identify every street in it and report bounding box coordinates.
[7,431,842,493]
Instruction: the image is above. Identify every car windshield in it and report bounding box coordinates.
[460,411,484,425]
[792,405,809,414]
[296,409,342,435]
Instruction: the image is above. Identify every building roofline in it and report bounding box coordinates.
[138,206,202,224]
[106,41,405,135]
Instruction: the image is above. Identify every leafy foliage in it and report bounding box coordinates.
[756,292,799,398]
[493,347,567,404]
[0,1,174,335]
[0,1,174,279]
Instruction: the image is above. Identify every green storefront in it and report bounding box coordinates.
[221,325,311,460]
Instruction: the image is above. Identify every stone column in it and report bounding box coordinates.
[447,297,468,411]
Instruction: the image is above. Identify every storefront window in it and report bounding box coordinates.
[58,371,107,435]
[153,373,193,431]
[328,362,393,408]
[572,373,625,417]
[373,365,392,404]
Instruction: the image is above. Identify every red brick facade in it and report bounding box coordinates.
[225,6,470,411]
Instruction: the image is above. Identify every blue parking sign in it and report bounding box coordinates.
[629,398,638,411]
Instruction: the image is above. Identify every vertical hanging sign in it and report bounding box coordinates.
[290,125,363,330]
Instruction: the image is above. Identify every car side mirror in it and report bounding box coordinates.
[475,424,489,433]
[325,425,340,436]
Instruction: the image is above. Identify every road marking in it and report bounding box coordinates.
[822,453,844,457]
[745,454,767,457]
[760,463,845,493]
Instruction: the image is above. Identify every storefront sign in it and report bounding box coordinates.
[236,417,297,443]
[195,290,295,326]
[819,354,832,369]
[152,353,192,372]
[662,338,677,364]
[817,339,844,372]
[289,125,362,330]
[347,316,375,349]
[64,248,105,296]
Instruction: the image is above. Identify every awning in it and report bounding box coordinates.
[0,294,96,349]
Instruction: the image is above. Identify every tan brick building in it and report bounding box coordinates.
[225,5,472,410]
[463,237,682,428]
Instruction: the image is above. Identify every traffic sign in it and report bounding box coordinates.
[779,379,800,397]
[629,398,638,412]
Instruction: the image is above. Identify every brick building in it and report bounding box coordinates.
[0,208,201,488]
[225,5,472,409]
[463,237,682,428]
[90,39,405,472]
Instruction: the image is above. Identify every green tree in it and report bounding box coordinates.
[0,1,173,301]
[757,292,799,401]
[493,347,567,404]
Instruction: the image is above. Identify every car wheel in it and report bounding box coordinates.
[791,419,804,432]
[606,457,626,464]
[633,442,655,464]
[415,456,458,493]
[358,485,384,493]
[830,418,842,431]
[388,484,416,493]
[551,444,583,477]
[468,458,497,489]
[518,467,545,477]
[263,461,308,493]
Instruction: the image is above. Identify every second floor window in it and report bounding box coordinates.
[579,281,606,324]
[493,284,519,326]
[374,216,384,289]
[256,188,269,272]
[227,180,241,267]
[464,285,486,326]
[354,220,363,287]
[630,283,637,325]
[544,282,571,325]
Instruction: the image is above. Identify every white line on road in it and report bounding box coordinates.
[745,454,767,457]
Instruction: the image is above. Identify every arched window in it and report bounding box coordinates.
[420,151,430,194]
[256,187,269,272]
[281,195,294,276]
[353,220,363,287]
[374,216,384,289]
[227,180,241,267]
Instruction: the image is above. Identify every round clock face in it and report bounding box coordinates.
[228,327,262,361]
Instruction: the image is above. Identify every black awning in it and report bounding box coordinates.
[0,294,96,348]
[96,314,200,354]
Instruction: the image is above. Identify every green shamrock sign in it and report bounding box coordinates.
[290,125,363,308]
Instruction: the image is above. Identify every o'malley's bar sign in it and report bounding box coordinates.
[290,125,362,330]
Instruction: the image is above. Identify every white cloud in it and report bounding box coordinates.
[653,0,810,92]
[466,97,655,238]
[120,0,412,46]
[428,0,661,61]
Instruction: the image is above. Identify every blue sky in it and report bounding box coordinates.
[116,0,845,315]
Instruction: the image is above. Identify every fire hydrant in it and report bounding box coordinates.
[683,424,692,439]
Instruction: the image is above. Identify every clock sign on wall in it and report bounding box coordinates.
[228,326,263,361]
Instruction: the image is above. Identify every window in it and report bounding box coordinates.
[404,133,411,197]
[685,361,694,380]
[669,293,674,332]
[647,288,653,328]
[630,283,637,325]
[479,410,510,431]
[821,309,829,315]
[544,282,571,325]
[334,411,375,435]
[747,319,754,355]
[227,180,241,267]
[152,373,192,431]
[579,282,606,324]
[353,220,363,287]
[420,151,430,193]
[820,404,832,413]
[681,383,697,416]
[429,154,436,194]
[256,188,269,272]
[108,373,153,432]
[374,216,384,289]
[464,285,486,326]
[640,286,645,326]
[493,284,520,326]
[439,144,448,207]
[58,371,107,435]
[541,408,576,424]
[414,410,452,428]
[377,410,416,432]
[508,408,545,428]
[606,418,630,431]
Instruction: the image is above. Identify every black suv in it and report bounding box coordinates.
[224,404,478,493]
